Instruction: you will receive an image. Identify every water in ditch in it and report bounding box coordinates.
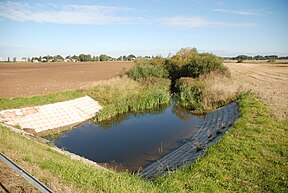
[53,105,203,172]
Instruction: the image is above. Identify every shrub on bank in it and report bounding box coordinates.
[168,48,227,79]
[174,72,243,113]
[128,58,169,80]
[129,48,227,81]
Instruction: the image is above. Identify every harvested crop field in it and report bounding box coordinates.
[0,61,133,98]
[226,62,288,120]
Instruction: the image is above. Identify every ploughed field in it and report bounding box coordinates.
[0,61,133,98]
[226,62,288,120]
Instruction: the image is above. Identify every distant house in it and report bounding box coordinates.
[65,58,78,62]
[32,59,39,63]
[64,58,71,62]
[16,57,27,62]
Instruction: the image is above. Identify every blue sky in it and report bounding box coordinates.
[0,0,288,60]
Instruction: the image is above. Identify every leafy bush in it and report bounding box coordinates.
[167,48,227,80]
[129,48,227,81]
[184,53,227,77]
[128,58,169,80]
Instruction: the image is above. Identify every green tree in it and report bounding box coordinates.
[127,54,136,61]
[170,47,198,66]
[71,55,79,61]
[235,55,252,60]
[43,55,53,62]
[253,55,265,60]
[92,56,99,62]
[99,54,110,61]
[53,55,64,62]
[79,54,92,62]
[265,55,278,60]
[165,47,226,80]
[117,56,123,61]
[31,57,39,62]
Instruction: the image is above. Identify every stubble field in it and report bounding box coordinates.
[226,62,288,120]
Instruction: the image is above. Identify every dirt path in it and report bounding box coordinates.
[0,61,133,98]
[226,62,288,120]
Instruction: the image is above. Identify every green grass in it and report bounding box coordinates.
[0,91,85,110]
[1,93,287,192]
[155,93,288,192]
[85,77,171,121]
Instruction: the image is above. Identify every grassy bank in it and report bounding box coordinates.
[85,77,170,121]
[156,93,288,192]
[1,93,287,192]
[0,76,171,122]
[0,125,159,192]
[0,91,84,110]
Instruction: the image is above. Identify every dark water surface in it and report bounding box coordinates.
[54,105,203,171]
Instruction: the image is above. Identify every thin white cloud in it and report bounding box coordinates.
[0,1,144,24]
[160,16,256,29]
[213,8,261,16]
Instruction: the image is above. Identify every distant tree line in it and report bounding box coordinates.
[24,53,137,63]
[4,53,288,63]
[224,55,288,61]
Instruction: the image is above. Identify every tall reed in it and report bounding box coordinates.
[85,76,171,122]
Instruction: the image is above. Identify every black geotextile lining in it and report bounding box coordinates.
[140,102,239,179]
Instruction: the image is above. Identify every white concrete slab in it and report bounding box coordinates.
[0,96,102,133]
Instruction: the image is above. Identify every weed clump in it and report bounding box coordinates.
[86,77,171,121]
[128,57,169,80]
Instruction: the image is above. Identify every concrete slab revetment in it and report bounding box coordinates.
[0,96,102,133]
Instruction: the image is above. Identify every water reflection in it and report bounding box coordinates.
[54,104,203,171]
[98,104,168,128]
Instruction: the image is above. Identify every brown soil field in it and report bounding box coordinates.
[226,62,288,120]
[0,61,133,98]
